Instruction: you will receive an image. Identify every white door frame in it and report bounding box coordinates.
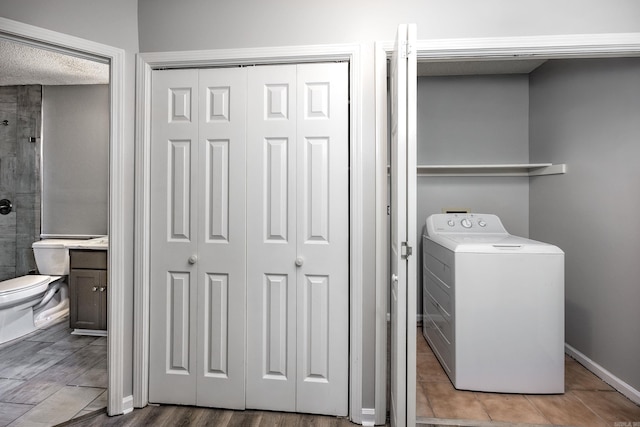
[134,44,365,423]
[0,17,128,416]
[374,31,640,425]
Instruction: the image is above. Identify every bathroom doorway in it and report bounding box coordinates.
[0,17,128,417]
[0,36,110,422]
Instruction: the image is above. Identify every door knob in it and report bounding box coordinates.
[295,257,304,267]
[188,255,198,265]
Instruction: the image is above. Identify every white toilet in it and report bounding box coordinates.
[0,239,83,344]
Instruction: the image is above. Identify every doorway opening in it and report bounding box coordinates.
[376,30,640,426]
[0,16,128,417]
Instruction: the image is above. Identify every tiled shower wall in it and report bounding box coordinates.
[0,85,42,281]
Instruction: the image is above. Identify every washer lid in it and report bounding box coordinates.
[0,275,50,294]
[429,234,564,254]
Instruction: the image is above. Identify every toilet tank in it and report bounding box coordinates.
[32,239,86,275]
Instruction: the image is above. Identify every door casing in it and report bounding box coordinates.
[134,44,365,423]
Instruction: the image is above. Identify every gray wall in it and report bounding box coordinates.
[0,0,139,400]
[529,57,640,393]
[0,85,41,280]
[417,75,531,234]
[42,85,108,237]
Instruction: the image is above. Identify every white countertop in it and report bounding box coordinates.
[67,236,108,250]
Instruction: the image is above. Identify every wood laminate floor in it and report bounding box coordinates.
[0,320,107,427]
[62,406,359,427]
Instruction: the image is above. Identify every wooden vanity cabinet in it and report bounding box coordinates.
[69,249,107,331]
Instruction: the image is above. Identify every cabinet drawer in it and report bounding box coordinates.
[70,250,107,270]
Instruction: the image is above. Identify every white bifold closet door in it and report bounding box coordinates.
[246,63,349,416]
[149,67,247,409]
[148,63,348,416]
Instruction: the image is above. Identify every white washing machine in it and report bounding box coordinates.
[422,213,564,394]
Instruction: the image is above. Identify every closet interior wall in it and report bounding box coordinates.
[413,56,640,396]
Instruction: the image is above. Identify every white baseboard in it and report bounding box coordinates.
[565,343,640,405]
[122,395,134,414]
[361,408,376,426]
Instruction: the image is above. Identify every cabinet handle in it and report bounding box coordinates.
[92,286,98,292]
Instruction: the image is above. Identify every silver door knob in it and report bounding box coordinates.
[295,257,304,267]
[188,255,198,265]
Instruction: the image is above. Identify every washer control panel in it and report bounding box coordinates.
[426,213,508,235]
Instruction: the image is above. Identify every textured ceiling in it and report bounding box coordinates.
[0,38,109,86]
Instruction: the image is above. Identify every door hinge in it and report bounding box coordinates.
[401,41,413,59]
[401,241,413,259]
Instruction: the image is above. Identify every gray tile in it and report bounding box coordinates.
[0,336,48,358]
[0,269,16,282]
[0,341,72,380]
[0,402,33,427]
[79,389,107,413]
[0,209,16,230]
[24,322,69,343]
[0,156,16,193]
[8,385,103,426]
[0,379,64,406]
[0,379,26,398]
[68,358,107,388]
[0,87,18,102]
[0,237,16,269]
[34,345,106,384]
[90,336,107,346]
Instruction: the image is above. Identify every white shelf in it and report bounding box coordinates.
[415,163,567,177]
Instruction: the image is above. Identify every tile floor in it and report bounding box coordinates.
[0,320,107,427]
[416,328,640,426]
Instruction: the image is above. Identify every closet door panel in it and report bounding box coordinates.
[196,68,247,409]
[246,64,298,412]
[149,69,199,405]
[295,62,349,416]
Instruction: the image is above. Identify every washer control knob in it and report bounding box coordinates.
[295,257,304,267]
[478,220,487,227]
[461,218,472,228]
[447,220,455,227]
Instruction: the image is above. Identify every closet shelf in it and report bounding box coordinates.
[415,163,567,177]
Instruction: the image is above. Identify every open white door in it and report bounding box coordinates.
[389,23,417,427]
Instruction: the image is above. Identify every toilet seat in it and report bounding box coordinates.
[0,275,52,307]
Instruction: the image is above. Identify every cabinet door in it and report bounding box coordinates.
[98,270,107,330]
[70,269,103,330]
